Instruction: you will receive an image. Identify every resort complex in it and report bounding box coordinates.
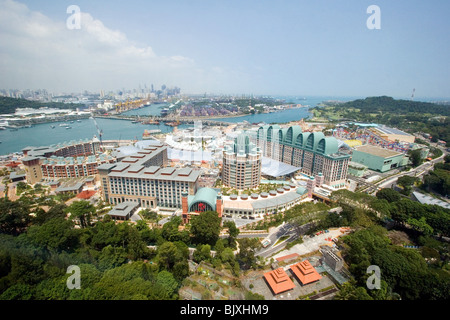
[256,125,350,188]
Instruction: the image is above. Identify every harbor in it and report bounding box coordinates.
[0,98,318,156]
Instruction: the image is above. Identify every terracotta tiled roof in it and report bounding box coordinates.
[263,268,295,294]
[276,253,299,262]
[290,260,322,285]
[76,190,96,199]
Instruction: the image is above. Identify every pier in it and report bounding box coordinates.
[94,114,233,126]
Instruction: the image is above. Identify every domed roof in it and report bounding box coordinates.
[188,188,219,211]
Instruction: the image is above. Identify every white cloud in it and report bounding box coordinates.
[0,0,245,93]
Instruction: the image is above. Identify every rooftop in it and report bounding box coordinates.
[290,260,322,285]
[261,157,301,177]
[375,125,413,137]
[108,201,139,217]
[263,268,295,294]
[223,188,303,211]
[412,191,450,209]
[354,145,402,158]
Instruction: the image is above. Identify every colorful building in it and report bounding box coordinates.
[256,125,350,188]
[21,138,112,184]
[181,187,223,224]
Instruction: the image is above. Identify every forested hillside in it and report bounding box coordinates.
[0,97,78,114]
[312,96,450,146]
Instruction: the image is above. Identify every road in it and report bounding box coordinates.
[361,146,447,195]
[256,221,314,258]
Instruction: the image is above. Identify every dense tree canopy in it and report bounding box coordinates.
[189,211,221,246]
[0,96,78,114]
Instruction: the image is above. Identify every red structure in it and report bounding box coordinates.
[76,190,97,199]
[290,260,322,285]
[263,268,295,295]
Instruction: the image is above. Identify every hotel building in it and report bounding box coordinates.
[98,143,202,209]
[21,138,112,184]
[256,125,350,188]
[222,133,262,190]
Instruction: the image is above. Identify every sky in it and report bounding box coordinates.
[0,0,449,98]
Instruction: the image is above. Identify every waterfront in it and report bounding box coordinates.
[0,96,353,156]
[0,118,189,156]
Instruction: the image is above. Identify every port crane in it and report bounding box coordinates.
[90,113,104,153]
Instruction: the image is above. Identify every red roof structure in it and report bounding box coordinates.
[276,253,299,262]
[76,190,96,199]
[290,260,322,285]
[6,161,20,168]
[263,268,295,295]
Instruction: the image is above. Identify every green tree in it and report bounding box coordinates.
[214,239,225,256]
[0,198,32,235]
[193,244,211,263]
[376,188,401,203]
[34,203,67,226]
[26,217,79,252]
[161,215,190,243]
[65,200,95,228]
[334,281,373,300]
[156,242,183,271]
[223,220,239,248]
[407,217,434,236]
[156,270,178,299]
[236,238,261,270]
[190,211,221,246]
[0,283,34,300]
[397,176,418,195]
[98,245,128,271]
[409,149,423,167]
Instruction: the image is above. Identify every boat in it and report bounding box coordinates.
[65,126,72,129]
[50,125,55,129]
[164,121,179,127]
[142,129,161,139]
[59,123,69,127]
[141,120,160,125]
[77,120,82,122]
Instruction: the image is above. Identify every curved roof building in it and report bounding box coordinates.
[256,125,350,188]
[181,187,223,224]
[188,187,219,212]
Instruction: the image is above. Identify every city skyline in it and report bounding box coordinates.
[1,0,449,99]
